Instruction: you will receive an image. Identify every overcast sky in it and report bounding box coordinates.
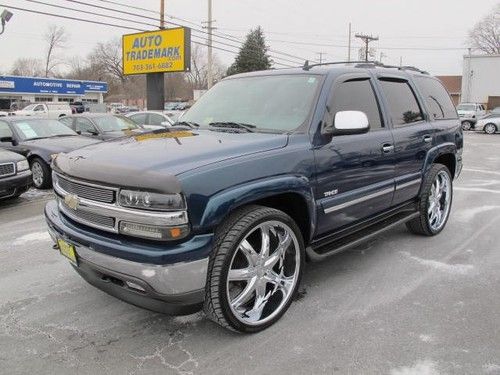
[0,0,498,77]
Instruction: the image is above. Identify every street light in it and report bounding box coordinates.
[0,9,13,36]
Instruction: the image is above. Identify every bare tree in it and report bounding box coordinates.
[186,44,225,90]
[90,39,126,84]
[468,4,500,54]
[10,58,44,76]
[44,25,68,77]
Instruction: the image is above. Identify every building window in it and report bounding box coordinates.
[34,97,53,102]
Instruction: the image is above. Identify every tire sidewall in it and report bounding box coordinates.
[485,123,496,134]
[462,121,472,131]
[421,165,453,235]
[30,158,51,189]
[217,209,305,333]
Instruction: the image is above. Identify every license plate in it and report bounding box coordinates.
[57,239,78,265]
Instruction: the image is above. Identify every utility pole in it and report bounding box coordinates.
[203,0,215,89]
[347,23,351,62]
[379,52,387,63]
[399,56,403,67]
[316,52,326,64]
[146,0,166,110]
[355,33,378,62]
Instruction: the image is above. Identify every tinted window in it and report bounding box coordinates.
[379,79,424,126]
[94,115,139,132]
[129,113,148,124]
[75,118,97,134]
[59,117,74,128]
[415,77,458,120]
[332,79,382,129]
[0,121,13,139]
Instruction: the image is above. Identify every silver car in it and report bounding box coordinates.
[475,114,500,134]
[125,111,174,130]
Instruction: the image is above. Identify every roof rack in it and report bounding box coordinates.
[302,60,429,75]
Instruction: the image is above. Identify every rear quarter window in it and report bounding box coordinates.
[415,77,458,120]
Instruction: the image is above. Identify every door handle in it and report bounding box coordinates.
[382,144,394,153]
[423,135,432,143]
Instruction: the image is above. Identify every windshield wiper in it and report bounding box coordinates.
[25,137,48,141]
[52,134,76,137]
[209,122,256,132]
[172,121,200,129]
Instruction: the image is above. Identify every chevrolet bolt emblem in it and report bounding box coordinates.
[64,194,79,211]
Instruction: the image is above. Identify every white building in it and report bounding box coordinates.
[461,54,500,108]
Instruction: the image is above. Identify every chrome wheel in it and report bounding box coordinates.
[485,123,497,134]
[31,161,44,188]
[427,170,451,231]
[226,220,300,326]
[461,121,472,131]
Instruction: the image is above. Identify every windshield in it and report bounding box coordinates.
[22,104,37,111]
[182,74,322,132]
[457,104,475,111]
[13,119,77,141]
[94,115,140,132]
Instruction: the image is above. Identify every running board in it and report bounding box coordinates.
[306,211,420,262]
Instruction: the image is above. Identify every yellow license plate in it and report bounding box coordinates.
[57,239,78,265]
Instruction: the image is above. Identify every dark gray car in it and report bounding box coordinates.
[0,117,100,189]
[59,114,146,141]
[0,149,32,200]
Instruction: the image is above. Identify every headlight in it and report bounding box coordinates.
[118,190,186,211]
[16,160,29,172]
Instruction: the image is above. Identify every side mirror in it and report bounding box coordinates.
[323,110,370,136]
[0,136,13,143]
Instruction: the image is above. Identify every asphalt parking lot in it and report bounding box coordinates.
[1,132,499,375]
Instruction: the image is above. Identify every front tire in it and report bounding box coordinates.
[484,123,497,134]
[30,157,52,189]
[204,205,305,333]
[406,164,453,236]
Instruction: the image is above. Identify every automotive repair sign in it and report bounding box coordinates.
[122,27,191,75]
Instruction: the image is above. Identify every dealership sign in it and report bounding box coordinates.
[0,76,108,95]
[122,27,191,75]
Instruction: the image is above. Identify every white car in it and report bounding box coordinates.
[13,102,72,119]
[125,111,174,130]
[456,103,487,130]
[0,111,8,117]
[475,114,500,134]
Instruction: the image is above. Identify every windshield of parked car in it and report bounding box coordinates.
[182,74,322,132]
[457,104,475,111]
[12,119,77,141]
[22,104,37,111]
[94,115,140,132]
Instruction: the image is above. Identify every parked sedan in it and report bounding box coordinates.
[125,111,174,129]
[475,114,500,134]
[59,114,146,141]
[0,149,32,200]
[0,117,100,188]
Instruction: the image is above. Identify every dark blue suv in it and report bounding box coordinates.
[45,62,463,333]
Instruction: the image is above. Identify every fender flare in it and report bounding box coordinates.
[422,142,457,176]
[198,175,316,241]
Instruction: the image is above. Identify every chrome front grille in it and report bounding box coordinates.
[0,163,15,178]
[60,201,115,229]
[56,175,115,203]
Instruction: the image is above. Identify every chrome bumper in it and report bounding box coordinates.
[47,224,208,296]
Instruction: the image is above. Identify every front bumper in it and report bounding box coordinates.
[0,170,32,199]
[45,200,212,315]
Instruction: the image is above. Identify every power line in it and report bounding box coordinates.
[1,3,295,68]
[59,0,308,64]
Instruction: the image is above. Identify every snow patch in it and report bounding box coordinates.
[391,360,440,375]
[13,231,51,245]
[484,364,500,373]
[419,334,434,343]
[402,252,473,275]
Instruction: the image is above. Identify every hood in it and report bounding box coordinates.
[22,136,100,154]
[457,110,475,116]
[13,110,35,116]
[53,129,288,193]
[0,148,25,163]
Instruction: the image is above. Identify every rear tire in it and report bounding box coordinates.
[204,205,305,333]
[406,164,453,236]
[30,157,52,189]
[461,121,472,131]
[484,123,497,134]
